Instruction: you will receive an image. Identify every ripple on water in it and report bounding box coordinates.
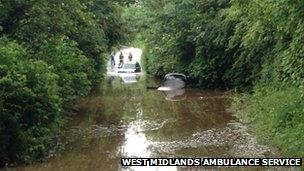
[149,121,273,158]
[55,118,274,159]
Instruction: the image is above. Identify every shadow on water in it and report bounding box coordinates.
[4,76,286,171]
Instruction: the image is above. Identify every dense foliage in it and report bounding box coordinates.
[0,0,128,166]
[125,0,238,88]
[0,38,61,164]
[1,0,303,165]
[125,0,303,89]
[125,0,304,156]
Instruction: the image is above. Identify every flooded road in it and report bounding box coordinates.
[3,75,282,171]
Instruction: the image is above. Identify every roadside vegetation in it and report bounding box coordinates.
[1,0,303,166]
[124,0,304,157]
[0,0,131,166]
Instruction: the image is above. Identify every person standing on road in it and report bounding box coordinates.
[128,52,133,61]
[110,52,115,67]
[119,52,124,68]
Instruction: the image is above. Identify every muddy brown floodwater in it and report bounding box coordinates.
[4,76,284,171]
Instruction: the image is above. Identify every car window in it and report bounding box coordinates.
[175,75,186,81]
[165,76,175,80]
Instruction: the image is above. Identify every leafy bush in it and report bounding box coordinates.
[35,39,94,105]
[0,38,62,165]
[0,0,128,83]
[125,0,237,88]
[127,0,304,89]
[0,0,129,166]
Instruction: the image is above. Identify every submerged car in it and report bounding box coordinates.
[118,61,141,73]
[158,73,187,91]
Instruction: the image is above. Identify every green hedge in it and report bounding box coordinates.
[0,38,61,165]
[35,40,94,105]
[0,0,129,166]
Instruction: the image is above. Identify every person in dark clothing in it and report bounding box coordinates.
[110,52,115,66]
[128,52,133,61]
[118,52,124,68]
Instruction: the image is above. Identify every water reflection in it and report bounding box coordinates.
[121,74,141,84]
[119,108,177,171]
[122,106,151,157]
[164,89,186,101]
[3,76,278,171]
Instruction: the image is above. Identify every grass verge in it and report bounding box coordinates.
[232,85,304,157]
